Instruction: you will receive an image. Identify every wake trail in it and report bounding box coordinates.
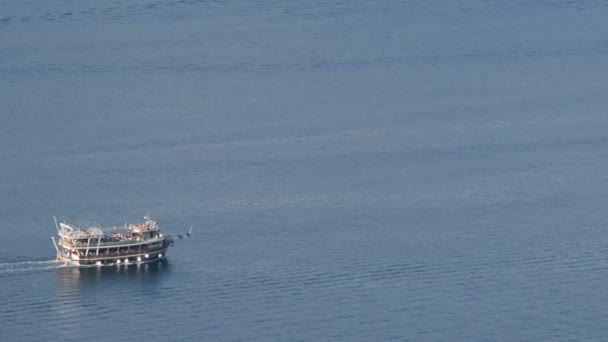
[0,259,70,274]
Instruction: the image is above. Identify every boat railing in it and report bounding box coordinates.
[78,244,169,260]
[64,236,164,248]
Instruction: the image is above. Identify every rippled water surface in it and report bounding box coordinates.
[2,0,608,341]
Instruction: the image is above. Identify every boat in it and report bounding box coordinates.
[51,215,173,266]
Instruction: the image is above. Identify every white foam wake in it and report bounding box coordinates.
[0,259,70,274]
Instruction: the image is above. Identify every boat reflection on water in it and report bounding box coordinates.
[55,259,171,291]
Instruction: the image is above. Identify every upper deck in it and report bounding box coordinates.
[56,216,164,247]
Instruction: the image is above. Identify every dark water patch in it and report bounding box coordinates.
[2,0,605,30]
[3,41,608,81]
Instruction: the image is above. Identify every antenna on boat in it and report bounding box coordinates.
[53,216,59,231]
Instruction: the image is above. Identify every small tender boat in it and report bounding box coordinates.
[51,215,173,266]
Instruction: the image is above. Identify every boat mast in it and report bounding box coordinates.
[51,237,60,260]
[85,237,91,257]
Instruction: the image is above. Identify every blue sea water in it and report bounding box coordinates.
[2,0,608,340]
